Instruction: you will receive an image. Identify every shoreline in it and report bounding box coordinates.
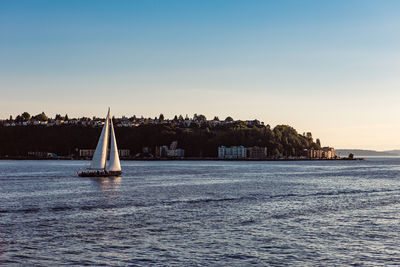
[0,157,364,161]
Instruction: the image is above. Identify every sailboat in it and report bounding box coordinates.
[78,108,122,177]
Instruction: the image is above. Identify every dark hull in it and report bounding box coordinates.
[78,170,122,177]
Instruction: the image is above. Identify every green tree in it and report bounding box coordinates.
[197,114,207,122]
[316,138,321,148]
[21,112,31,121]
[15,115,22,122]
[225,116,234,122]
[33,112,48,121]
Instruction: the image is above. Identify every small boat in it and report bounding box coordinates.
[78,108,122,177]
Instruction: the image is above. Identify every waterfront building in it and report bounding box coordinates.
[155,145,169,158]
[155,141,185,159]
[322,147,335,159]
[247,146,268,159]
[118,149,131,158]
[79,149,130,158]
[28,151,57,158]
[218,146,247,159]
[167,149,185,158]
[79,149,95,157]
[307,147,335,159]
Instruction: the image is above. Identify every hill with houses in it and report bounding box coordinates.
[0,112,324,159]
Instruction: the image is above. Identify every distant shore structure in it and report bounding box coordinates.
[1,111,345,160]
[218,146,247,159]
[305,147,335,159]
[79,149,130,159]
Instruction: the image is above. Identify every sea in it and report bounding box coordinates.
[1,158,400,266]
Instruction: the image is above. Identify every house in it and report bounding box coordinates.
[28,151,57,158]
[247,146,268,159]
[218,146,247,159]
[308,147,335,159]
[155,141,185,159]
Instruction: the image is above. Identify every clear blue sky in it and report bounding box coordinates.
[1,0,400,149]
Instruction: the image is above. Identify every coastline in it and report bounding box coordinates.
[0,156,364,161]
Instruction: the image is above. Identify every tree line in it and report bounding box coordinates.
[6,111,253,124]
[0,121,321,158]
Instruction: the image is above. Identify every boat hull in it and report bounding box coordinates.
[78,170,122,177]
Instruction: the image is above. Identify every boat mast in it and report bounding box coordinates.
[104,108,110,171]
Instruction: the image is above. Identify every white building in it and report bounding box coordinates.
[167,149,185,158]
[155,143,185,159]
[218,146,247,159]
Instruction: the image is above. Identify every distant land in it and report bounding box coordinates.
[384,150,400,155]
[0,111,324,158]
[336,149,400,157]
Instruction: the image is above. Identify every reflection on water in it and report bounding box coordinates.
[90,176,121,191]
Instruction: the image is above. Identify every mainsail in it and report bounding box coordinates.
[107,116,121,172]
[90,109,110,169]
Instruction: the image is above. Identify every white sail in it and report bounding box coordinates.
[90,109,110,169]
[107,116,121,172]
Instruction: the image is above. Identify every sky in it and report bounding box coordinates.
[1,0,400,150]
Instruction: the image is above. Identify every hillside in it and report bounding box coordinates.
[0,122,321,158]
[383,150,400,156]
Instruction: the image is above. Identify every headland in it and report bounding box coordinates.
[0,112,359,161]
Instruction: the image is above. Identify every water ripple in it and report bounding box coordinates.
[1,159,400,265]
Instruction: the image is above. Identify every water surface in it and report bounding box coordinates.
[1,159,400,265]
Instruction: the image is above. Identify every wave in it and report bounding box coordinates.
[160,197,243,206]
[19,208,41,213]
[51,206,73,212]
[187,197,239,204]
[224,253,256,260]
[3,188,399,215]
[269,188,400,199]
